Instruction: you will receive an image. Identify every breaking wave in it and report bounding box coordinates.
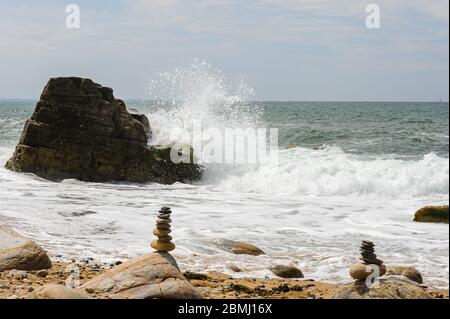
[144,61,449,198]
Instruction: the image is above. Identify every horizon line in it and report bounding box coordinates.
[0,98,448,104]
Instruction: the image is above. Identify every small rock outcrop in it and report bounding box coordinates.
[5,77,202,184]
[269,265,304,278]
[332,278,432,299]
[79,252,202,299]
[386,266,423,284]
[214,239,265,256]
[0,225,52,272]
[414,205,449,224]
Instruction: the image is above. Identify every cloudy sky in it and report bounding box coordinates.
[0,0,448,101]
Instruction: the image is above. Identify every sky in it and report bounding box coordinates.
[0,0,448,101]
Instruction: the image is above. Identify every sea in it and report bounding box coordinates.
[0,65,448,288]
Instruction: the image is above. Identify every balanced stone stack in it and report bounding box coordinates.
[151,207,175,252]
[350,240,386,283]
[359,240,383,265]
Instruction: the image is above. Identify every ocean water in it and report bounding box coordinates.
[0,68,448,288]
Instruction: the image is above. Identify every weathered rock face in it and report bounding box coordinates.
[332,278,432,299]
[79,252,202,299]
[5,77,202,184]
[414,205,449,224]
[0,225,52,272]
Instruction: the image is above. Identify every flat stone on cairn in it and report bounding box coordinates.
[350,240,386,282]
[151,206,176,252]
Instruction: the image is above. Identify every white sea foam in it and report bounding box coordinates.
[0,160,448,287]
[214,147,449,197]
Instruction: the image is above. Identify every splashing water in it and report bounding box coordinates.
[142,61,449,198]
[144,60,273,182]
[145,60,262,147]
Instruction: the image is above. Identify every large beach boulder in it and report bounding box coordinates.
[413,205,449,224]
[79,252,202,299]
[5,77,202,184]
[332,278,432,299]
[0,225,52,272]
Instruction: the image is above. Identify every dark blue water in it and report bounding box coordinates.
[259,101,448,159]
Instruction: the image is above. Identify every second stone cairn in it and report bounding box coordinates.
[349,240,386,282]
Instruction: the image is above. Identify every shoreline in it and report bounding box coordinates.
[0,259,448,299]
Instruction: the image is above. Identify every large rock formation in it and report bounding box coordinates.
[79,252,202,299]
[0,225,52,272]
[5,77,202,184]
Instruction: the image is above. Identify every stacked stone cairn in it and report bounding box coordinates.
[151,206,176,252]
[350,240,386,284]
